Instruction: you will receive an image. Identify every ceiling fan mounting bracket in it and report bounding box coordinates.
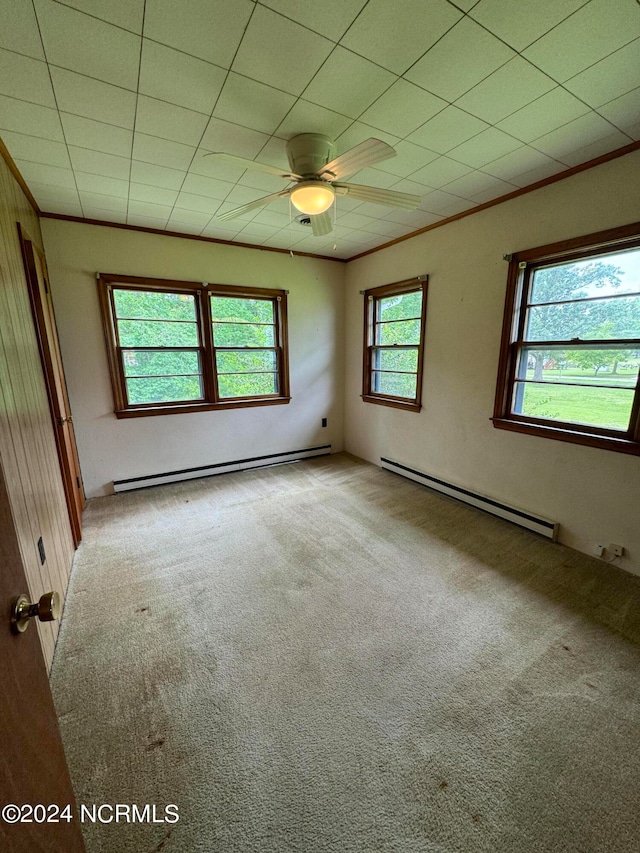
[286,133,336,178]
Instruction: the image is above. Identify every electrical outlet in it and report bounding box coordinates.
[610,544,624,557]
[595,544,605,558]
[321,417,327,427]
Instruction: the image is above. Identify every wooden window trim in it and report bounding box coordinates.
[362,276,429,412]
[493,221,640,455]
[97,273,290,418]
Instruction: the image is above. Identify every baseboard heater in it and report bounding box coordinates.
[380,457,558,540]
[113,445,332,493]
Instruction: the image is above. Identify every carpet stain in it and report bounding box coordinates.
[146,736,165,751]
[136,607,149,613]
[438,780,448,790]
[154,828,172,851]
[472,813,481,823]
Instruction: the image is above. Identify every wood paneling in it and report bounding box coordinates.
[0,155,74,670]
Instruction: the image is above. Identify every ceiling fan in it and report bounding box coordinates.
[205,133,421,236]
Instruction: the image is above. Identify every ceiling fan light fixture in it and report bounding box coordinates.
[290,181,335,215]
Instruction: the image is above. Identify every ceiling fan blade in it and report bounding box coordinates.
[319,138,396,180]
[217,190,291,221]
[311,211,333,237]
[333,182,420,210]
[205,152,302,181]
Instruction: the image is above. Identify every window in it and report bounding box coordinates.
[493,222,640,455]
[362,276,429,411]
[98,274,290,417]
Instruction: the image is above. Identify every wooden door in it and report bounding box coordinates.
[0,463,86,852]
[19,227,85,547]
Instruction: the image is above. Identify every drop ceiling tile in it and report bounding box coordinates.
[225,184,272,205]
[276,100,352,140]
[252,208,292,228]
[128,183,179,206]
[560,129,632,166]
[448,127,522,168]
[506,160,566,188]
[410,156,472,189]
[189,148,245,183]
[335,122,400,152]
[302,47,396,119]
[200,118,271,160]
[68,146,130,180]
[78,192,128,212]
[61,113,132,158]
[408,106,488,154]
[384,208,443,227]
[13,160,76,189]
[34,0,140,90]
[175,192,224,214]
[82,208,127,222]
[238,170,290,194]
[238,222,279,239]
[356,218,407,238]
[56,0,145,33]
[388,178,431,197]
[340,0,462,75]
[232,5,333,97]
[0,0,45,59]
[443,170,517,199]
[138,41,226,116]
[128,213,170,229]
[0,50,55,107]
[348,167,398,189]
[469,0,589,52]
[564,39,640,108]
[418,189,469,214]
[213,73,296,135]
[405,18,515,102]
[75,171,129,197]
[254,136,293,170]
[135,96,209,147]
[144,0,253,68]
[334,211,376,229]
[481,146,561,183]
[360,80,447,138]
[181,172,234,200]
[0,96,63,141]
[598,86,640,134]
[130,160,186,190]
[523,0,640,83]
[374,139,438,178]
[46,201,84,216]
[531,112,622,163]
[201,223,244,239]
[133,133,196,171]
[29,184,81,205]
[259,0,367,41]
[1,131,70,168]
[455,57,556,124]
[437,198,477,218]
[50,67,137,128]
[128,199,174,219]
[470,183,516,204]
[496,87,590,143]
[167,208,212,227]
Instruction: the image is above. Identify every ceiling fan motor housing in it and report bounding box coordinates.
[286,133,337,177]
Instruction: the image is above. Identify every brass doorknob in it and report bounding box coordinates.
[10,592,61,634]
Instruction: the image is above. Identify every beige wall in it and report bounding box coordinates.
[0,157,74,669]
[344,150,640,576]
[41,220,345,497]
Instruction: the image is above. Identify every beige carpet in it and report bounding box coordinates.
[51,453,640,853]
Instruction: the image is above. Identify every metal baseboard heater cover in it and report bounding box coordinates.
[113,445,331,493]
[381,457,558,540]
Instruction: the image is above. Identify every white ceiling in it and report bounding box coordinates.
[1,0,639,260]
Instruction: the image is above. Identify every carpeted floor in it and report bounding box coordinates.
[51,453,640,853]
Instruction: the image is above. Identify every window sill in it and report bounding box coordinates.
[492,417,640,456]
[362,394,421,412]
[115,397,291,418]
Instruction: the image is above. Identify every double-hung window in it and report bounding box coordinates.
[98,274,290,417]
[493,223,640,454]
[362,276,429,411]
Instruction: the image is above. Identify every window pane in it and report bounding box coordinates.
[114,289,195,320]
[218,373,277,398]
[525,294,640,341]
[372,371,417,398]
[211,296,274,324]
[378,290,422,321]
[518,347,639,387]
[530,248,640,304]
[513,381,634,431]
[118,319,198,347]
[126,376,203,405]
[373,347,418,372]
[376,318,421,346]
[216,350,276,373]
[122,350,200,377]
[213,322,275,347]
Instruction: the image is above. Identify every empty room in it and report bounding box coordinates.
[1,1,640,851]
